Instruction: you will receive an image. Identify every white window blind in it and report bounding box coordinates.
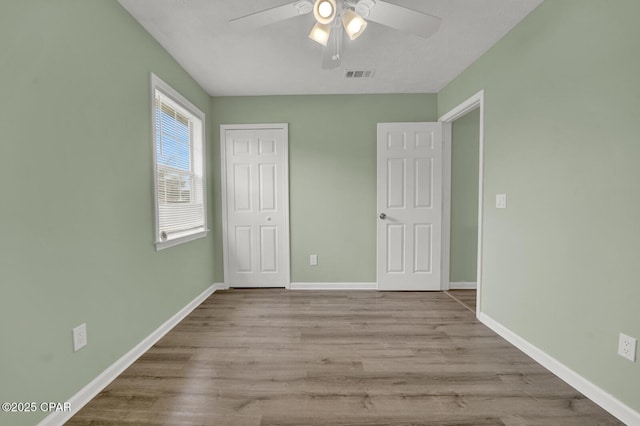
[151,74,207,250]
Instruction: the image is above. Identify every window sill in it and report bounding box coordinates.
[155,229,208,251]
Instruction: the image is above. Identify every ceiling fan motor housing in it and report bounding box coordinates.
[356,0,375,18]
[294,1,313,15]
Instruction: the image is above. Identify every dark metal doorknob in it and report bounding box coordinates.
[379,213,386,219]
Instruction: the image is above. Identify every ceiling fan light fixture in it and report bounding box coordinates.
[313,0,336,24]
[309,22,331,46]
[342,9,367,40]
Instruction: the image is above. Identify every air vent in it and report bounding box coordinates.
[345,69,375,79]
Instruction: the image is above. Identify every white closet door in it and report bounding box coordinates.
[222,125,289,287]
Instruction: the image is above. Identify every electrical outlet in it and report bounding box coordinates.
[618,333,637,362]
[73,323,87,352]
[310,254,318,266]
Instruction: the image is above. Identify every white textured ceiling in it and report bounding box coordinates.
[117,0,543,96]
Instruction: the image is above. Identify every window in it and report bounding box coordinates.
[151,74,207,250]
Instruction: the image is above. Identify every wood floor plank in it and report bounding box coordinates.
[67,289,621,425]
[446,289,477,313]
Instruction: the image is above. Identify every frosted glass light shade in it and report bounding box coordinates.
[342,9,367,40]
[313,0,336,24]
[309,22,331,46]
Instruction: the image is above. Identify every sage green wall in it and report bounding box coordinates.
[0,2,214,425]
[450,109,479,283]
[211,95,438,283]
[438,0,640,413]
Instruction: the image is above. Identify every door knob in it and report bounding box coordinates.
[379,213,386,219]
[266,217,272,221]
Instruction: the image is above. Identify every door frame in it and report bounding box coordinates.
[438,90,484,315]
[219,123,291,289]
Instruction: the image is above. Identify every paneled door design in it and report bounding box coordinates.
[377,122,443,290]
[221,124,289,287]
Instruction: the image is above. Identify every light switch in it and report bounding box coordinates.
[310,254,318,266]
[496,194,507,209]
[72,323,87,352]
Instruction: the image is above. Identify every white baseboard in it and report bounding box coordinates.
[38,283,218,426]
[213,282,229,290]
[449,281,477,289]
[290,282,377,290]
[478,312,640,426]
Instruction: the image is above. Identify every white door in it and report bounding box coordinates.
[221,124,290,288]
[377,122,443,290]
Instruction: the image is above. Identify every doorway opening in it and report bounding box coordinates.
[439,90,484,315]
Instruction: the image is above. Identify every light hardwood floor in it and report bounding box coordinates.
[68,290,621,425]
[446,289,477,313]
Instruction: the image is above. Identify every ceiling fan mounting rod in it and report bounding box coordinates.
[342,0,360,10]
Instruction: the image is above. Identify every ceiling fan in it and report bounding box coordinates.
[229,0,442,69]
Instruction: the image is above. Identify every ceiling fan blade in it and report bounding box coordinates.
[365,0,441,39]
[229,1,313,32]
[321,26,342,69]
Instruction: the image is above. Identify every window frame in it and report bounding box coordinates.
[150,73,208,251]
